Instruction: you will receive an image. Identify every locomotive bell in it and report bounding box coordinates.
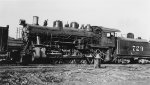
[53,20,63,28]
[70,22,79,29]
[85,24,93,32]
[33,16,39,25]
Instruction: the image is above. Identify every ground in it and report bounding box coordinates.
[1,64,150,85]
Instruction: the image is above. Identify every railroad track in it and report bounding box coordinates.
[0,63,147,69]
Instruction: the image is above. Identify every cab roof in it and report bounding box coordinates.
[92,26,121,33]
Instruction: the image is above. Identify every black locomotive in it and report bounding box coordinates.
[1,16,150,64]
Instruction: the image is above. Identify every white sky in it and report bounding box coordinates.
[0,0,150,39]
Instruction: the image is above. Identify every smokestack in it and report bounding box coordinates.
[33,16,39,25]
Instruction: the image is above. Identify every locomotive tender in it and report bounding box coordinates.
[1,16,150,64]
[116,36,150,63]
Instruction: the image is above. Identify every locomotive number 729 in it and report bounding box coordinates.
[132,46,143,51]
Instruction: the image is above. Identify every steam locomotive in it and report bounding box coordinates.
[1,16,150,64]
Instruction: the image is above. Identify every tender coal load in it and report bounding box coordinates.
[127,33,134,39]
